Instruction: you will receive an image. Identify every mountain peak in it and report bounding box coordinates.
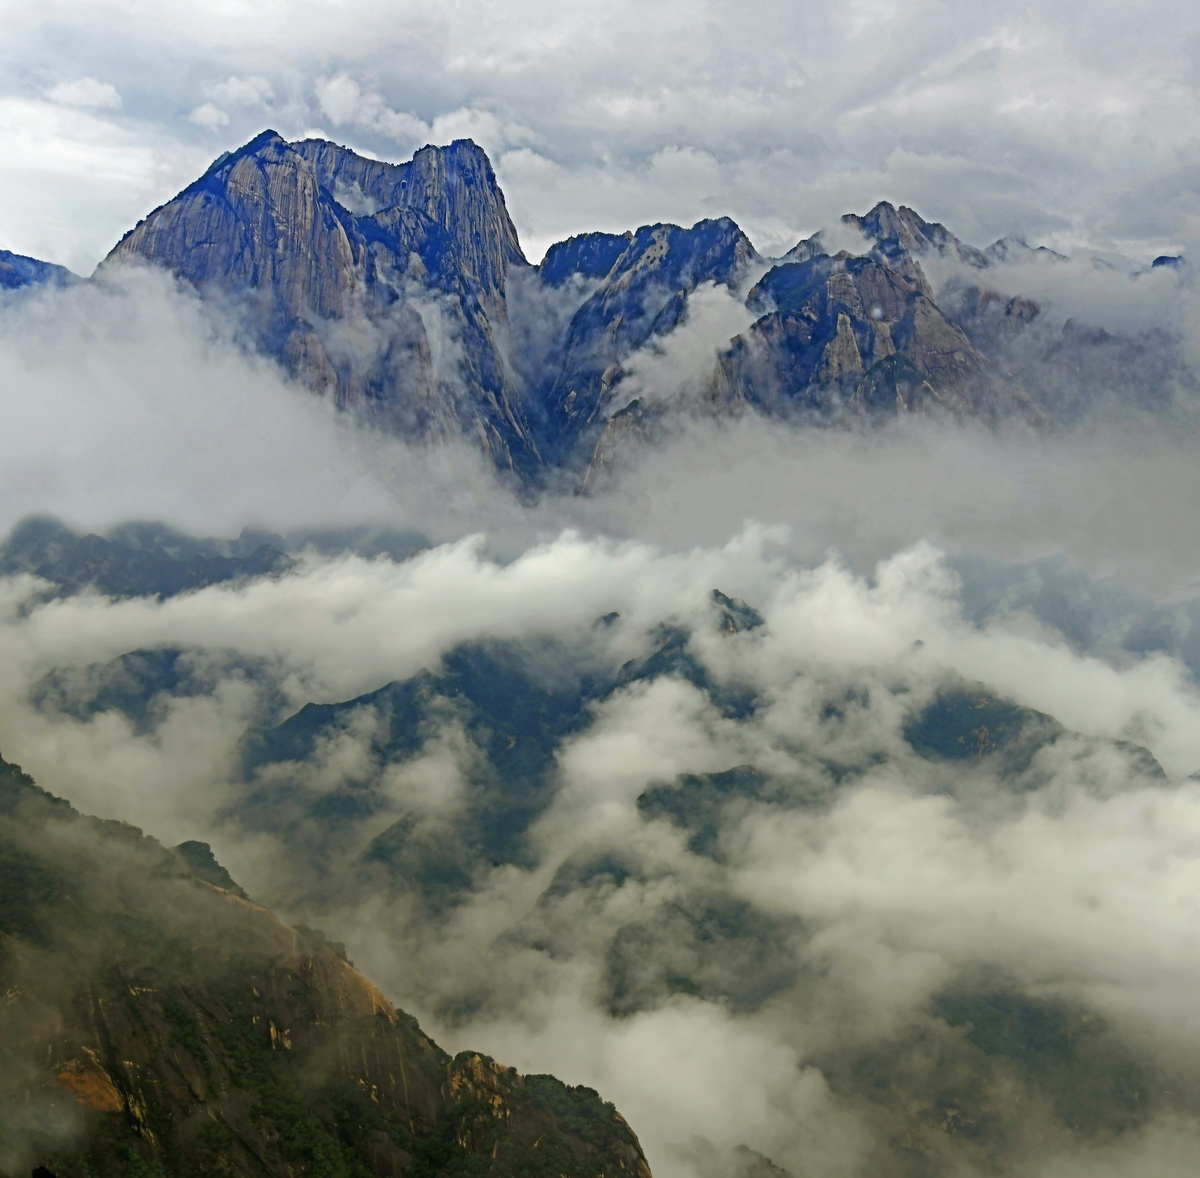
[849,200,942,243]
[103,129,538,472]
[845,200,988,269]
[0,248,76,291]
[985,235,1068,264]
[441,136,489,157]
[203,127,289,173]
[243,127,286,150]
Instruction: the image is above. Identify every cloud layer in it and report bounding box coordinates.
[5,0,1200,270]
[9,269,1200,602]
[7,528,1200,1177]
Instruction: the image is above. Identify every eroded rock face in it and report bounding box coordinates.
[710,251,1023,419]
[540,232,633,289]
[0,756,652,1178]
[291,137,527,320]
[537,217,761,459]
[103,130,539,474]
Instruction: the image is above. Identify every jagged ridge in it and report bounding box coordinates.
[78,132,1195,482]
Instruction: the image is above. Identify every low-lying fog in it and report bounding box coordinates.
[6,266,1200,1177]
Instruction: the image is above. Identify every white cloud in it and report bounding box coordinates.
[8,518,1199,1175]
[188,101,230,130]
[313,74,535,161]
[7,438,1200,1174]
[45,76,122,110]
[208,74,274,107]
[0,96,197,272]
[0,269,512,538]
[4,0,1200,267]
[605,281,760,413]
[314,74,430,144]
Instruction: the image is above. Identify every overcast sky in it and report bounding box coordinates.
[3,0,1200,275]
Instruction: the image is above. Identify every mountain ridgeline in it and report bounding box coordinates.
[90,130,1188,483]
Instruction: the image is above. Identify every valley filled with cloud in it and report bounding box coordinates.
[5,263,1200,1177]
[6,3,1200,1175]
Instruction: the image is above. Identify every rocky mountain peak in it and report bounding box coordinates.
[172,128,292,205]
[292,133,526,304]
[537,215,763,458]
[601,217,758,293]
[984,235,1068,264]
[84,128,1165,484]
[539,231,633,286]
[845,200,988,270]
[102,129,541,473]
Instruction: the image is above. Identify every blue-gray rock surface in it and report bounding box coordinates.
[93,132,1190,482]
[0,248,76,291]
[104,130,540,473]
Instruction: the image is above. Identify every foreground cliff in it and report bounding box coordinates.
[0,755,652,1178]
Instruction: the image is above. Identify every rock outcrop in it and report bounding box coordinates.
[709,250,1026,420]
[535,216,760,459]
[842,200,991,274]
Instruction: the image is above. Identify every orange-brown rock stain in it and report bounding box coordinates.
[55,1063,122,1112]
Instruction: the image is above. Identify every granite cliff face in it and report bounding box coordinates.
[712,250,1000,417]
[0,755,652,1178]
[104,131,539,473]
[97,132,1188,482]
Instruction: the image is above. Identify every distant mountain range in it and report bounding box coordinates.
[8,131,1193,481]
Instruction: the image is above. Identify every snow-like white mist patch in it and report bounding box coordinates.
[605,281,757,411]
